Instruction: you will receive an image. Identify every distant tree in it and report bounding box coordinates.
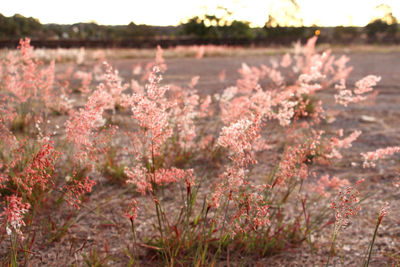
[262,0,309,43]
[127,22,156,37]
[365,4,398,41]
[223,21,255,39]
[265,0,303,27]
[180,7,255,39]
[181,16,213,38]
[0,14,17,38]
[333,26,360,42]
[0,13,43,39]
[370,4,398,25]
[43,24,64,39]
[13,14,42,36]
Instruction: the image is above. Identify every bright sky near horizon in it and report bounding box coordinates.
[2,0,400,27]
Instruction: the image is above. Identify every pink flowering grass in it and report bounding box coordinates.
[0,37,394,266]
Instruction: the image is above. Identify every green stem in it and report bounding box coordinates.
[11,231,18,267]
[194,197,209,265]
[130,219,138,264]
[23,205,36,266]
[364,217,382,267]
[326,222,340,267]
[212,192,231,263]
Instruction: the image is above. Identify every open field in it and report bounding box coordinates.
[3,43,400,63]
[0,40,400,266]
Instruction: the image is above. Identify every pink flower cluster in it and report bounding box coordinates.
[218,36,356,129]
[1,195,30,236]
[328,130,361,159]
[218,116,261,166]
[229,191,270,236]
[330,182,362,229]
[378,202,389,223]
[73,70,93,94]
[127,67,173,159]
[99,62,129,106]
[63,176,96,209]
[361,146,400,168]
[125,167,194,195]
[13,140,59,197]
[335,76,381,107]
[65,88,113,161]
[274,130,324,187]
[125,199,138,221]
[1,38,59,110]
[311,174,349,197]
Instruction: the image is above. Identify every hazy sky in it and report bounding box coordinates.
[2,0,399,26]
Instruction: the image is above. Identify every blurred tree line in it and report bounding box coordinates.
[0,14,42,38]
[0,13,156,40]
[364,4,399,42]
[179,7,261,39]
[180,15,258,39]
[0,6,399,45]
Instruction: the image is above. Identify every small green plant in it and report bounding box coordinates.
[101,150,127,185]
[362,202,389,267]
[83,247,114,267]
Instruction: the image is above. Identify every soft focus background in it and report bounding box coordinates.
[0,0,399,47]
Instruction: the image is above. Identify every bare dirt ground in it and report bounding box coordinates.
[3,50,400,266]
[115,52,400,266]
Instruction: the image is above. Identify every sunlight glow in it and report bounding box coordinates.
[1,0,399,26]
[299,0,399,26]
